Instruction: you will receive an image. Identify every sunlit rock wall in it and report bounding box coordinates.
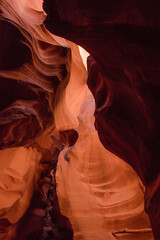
[43,1,160,239]
[0,0,86,238]
[0,0,159,239]
[56,89,153,240]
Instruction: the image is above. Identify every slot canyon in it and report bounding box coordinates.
[0,1,159,239]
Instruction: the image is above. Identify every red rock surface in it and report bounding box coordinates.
[0,1,159,239]
[43,1,160,239]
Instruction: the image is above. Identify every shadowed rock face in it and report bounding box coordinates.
[0,1,89,238]
[43,0,160,238]
[0,1,76,238]
[0,18,62,149]
[0,0,159,239]
[0,21,32,71]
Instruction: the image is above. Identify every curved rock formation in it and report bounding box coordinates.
[56,89,153,240]
[0,0,86,238]
[0,0,159,239]
[43,1,160,239]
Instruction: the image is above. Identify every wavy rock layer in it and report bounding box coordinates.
[0,0,86,238]
[0,0,158,239]
[43,1,160,239]
[56,90,153,240]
